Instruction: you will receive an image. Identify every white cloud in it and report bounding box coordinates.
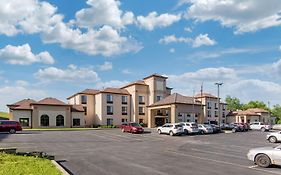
[186,0,281,34]
[98,61,113,71]
[0,0,61,36]
[184,27,192,32]
[122,69,132,74]
[169,48,175,53]
[75,0,134,29]
[96,80,129,89]
[0,44,55,65]
[34,64,100,83]
[192,34,216,48]
[159,34,216,48]
[279,45,281,51]
[137,12,181,31]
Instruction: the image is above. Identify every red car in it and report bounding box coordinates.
[121,122,144,133]
[0,120,22,134]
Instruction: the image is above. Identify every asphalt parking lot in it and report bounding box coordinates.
[1,129,281,175]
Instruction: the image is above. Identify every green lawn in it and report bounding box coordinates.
[0,112,9,120]
[24,127,100,131]
[0,153,61,175]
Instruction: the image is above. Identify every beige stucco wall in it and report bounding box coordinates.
[174,104,202,123]
[94,93,103,125]
[32,105,71,128]
[10,110,32,128]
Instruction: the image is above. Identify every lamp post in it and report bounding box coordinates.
[215,82,223,130]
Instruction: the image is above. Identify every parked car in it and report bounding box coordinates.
[247,144,281,168]
[266,131,281,143]
[180,122,199,135]
[121,122,144,134]
[233,122,249,131]
[157,123,184,136]
[272,124,281,130]
[0,120,22,134]
[210,124,221,133]
[250,122,272,132]
[198,124,213,134]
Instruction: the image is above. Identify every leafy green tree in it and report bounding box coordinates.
[241,100,269,111]
[225,96,242,111]
[271,104,281,124]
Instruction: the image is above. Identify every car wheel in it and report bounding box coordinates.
[255,154,271,168]
[200,130,204,134]
[269,136,277,143]
[158,129,162,134]
[121,128,125,133]
[261,128,266,132]
[184,129,188,135]
[9,128,16,134]
[169,131,174,136]
[232,128,236,133]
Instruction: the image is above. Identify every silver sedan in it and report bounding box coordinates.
[247,144,281,168]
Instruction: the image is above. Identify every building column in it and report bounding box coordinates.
[148,109,156,128]
[244,115,247,123]
[171,105,176,123]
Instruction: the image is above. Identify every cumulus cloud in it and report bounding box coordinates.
[34,64,100,83]
[98,61,113,71]
[159,34,216,48]
[75,0,134,28]
[137,12,181,31]
[121,69,132,74]
[184,27,192,32]
[186,0,281,34]
[96,80,129,89]
[169,48,176,53]
[0,44,54,65]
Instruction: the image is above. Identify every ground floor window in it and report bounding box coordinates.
[121,118,127,123]
[56,115,64,126]
[107,118,113,126]
[73,119,80,126]
[139,119,144,124]
[41,115,49,126]
[222,119,225,123]
[19,118,29,127]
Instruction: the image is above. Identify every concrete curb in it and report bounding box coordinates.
[51,160,70,175]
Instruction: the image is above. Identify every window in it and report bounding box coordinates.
[83,107,87,115]
[107,106,113,115]
[222,112,225,118]
[207,102,211,109]
[73,119,80,126]
[207,111,211,117]
[122,106,127,115]
[156,96,162,102]
[139,107,145,115]
[19,118,29,127]
[41,115,49,126]
[215,103,218,109]
[139,119,144,124]
[107,94,113,103]
[215,111,218,117]
[107,118,113,126]
[81,95,87,104]
[139,96,145,104]
[157,110,163,115]
[121,118,127,123]
[56,115,64,126]
[121,96,127,104]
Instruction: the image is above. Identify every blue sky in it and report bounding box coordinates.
[1,0,281,111]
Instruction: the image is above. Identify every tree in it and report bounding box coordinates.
[241,100,269,111]
[225,96,242,111]
[271,105,281,124]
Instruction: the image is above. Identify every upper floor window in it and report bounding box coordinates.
[207,110,211,117]
[207,102,211,109]
[122,106,128,115]
[107,94,113,103]
[83,107,87,115]
[139,107,145,115]
[215,111,218,117]
[139,96,145,104]
[81,95,87,104]
[107,106,113,115]
[156,96,162,102]
[121,96,128,104]
[215,103,218,109]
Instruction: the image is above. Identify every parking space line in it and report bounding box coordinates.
[167,150,281,175]
[190,148,243,159]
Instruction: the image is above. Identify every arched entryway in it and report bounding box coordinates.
[41,115,49,126]
[56,115,64,126]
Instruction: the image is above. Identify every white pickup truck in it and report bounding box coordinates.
[250,122,272,132]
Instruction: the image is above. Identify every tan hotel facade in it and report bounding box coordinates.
[8,74,228,128]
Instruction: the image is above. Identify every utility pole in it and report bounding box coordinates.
[215,82,223,130]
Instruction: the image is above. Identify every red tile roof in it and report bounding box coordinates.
[67,89,99,99]
[143,73,168,80]
[100,88,130,95]
[7,99,36,110]
[149,93,202,107]
[195,92,218,99]
[121,80,148,89]
[32,97,69,106]
[71,105,85,112]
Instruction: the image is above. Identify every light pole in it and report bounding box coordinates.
[215,82,223,130]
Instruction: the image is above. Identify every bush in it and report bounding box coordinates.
[140,123,148,127]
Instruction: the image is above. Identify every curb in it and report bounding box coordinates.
[51,160,70,175]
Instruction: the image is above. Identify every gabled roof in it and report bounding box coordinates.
[67,89,99,99]
[71,105,85,112]
[143,73,168,80]
[7,99,36,110]
[148,93,202,107]
[100,88,130,95]
[227,108,269,117]
[195,92,218,99]
[121,80,148,89]
[32,97,69,106]
[247,108,269,113]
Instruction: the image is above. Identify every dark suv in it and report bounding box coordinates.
[0,120,22,134]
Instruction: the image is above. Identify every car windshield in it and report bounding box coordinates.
[131,123,141,127]
[191,123,197,127]
[203,124,209,127]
